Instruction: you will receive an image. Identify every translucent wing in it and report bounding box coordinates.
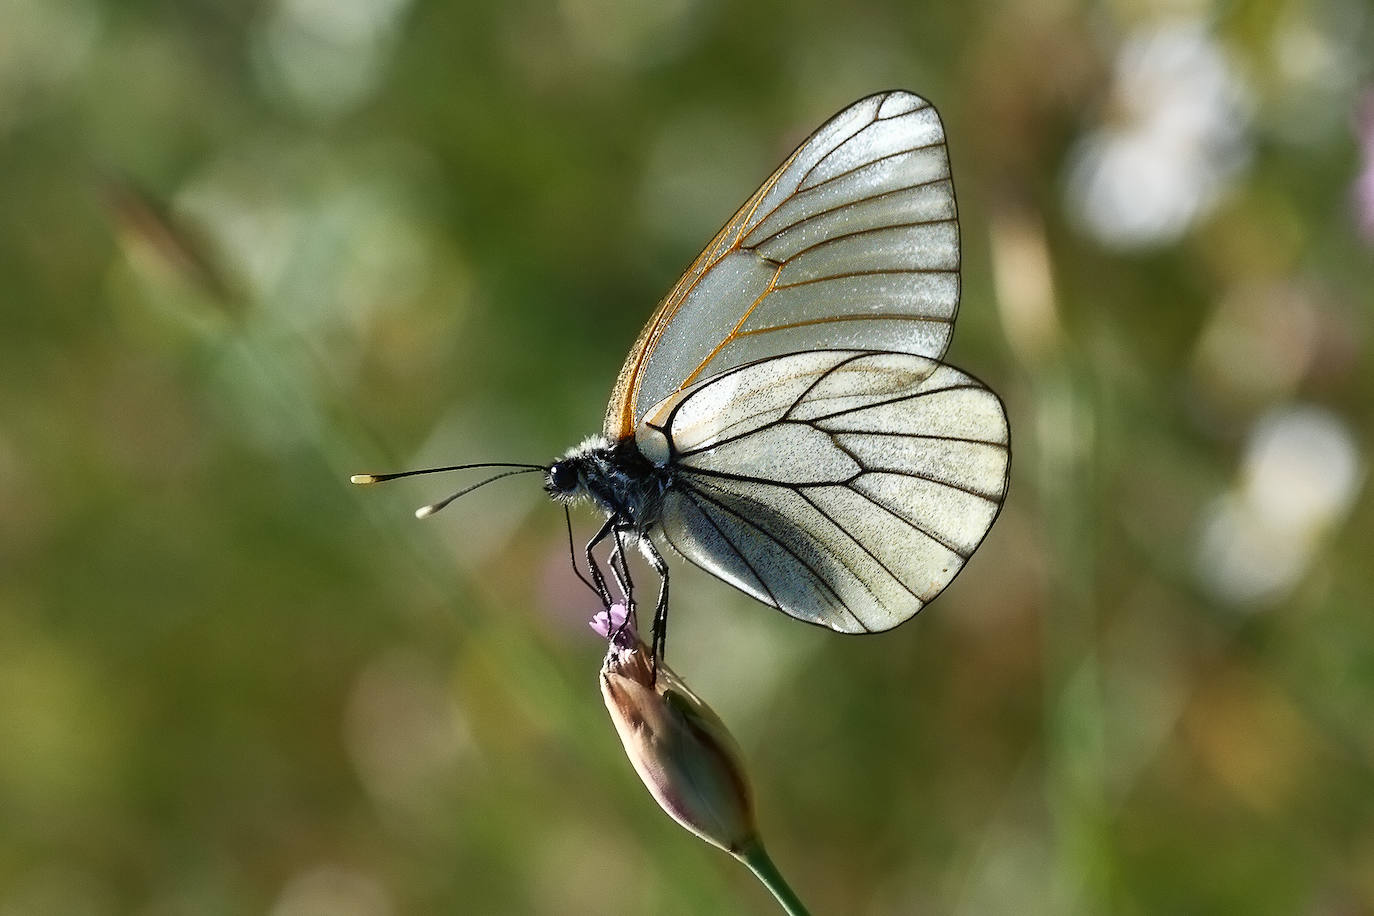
[605,91,960,439]
[640,350,1009,632]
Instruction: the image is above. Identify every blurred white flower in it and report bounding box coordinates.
[1065,21,1252,249]
[252,0,414,118]
[1197,406,1364,606]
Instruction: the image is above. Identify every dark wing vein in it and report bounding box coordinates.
[697,479,885,610]
[846,463,1004,502]
[790,138,949,202]
[683,478,871,632]
[877,97,931,119]
[671,352,864,459]
[737,313,954,340]
[785,351,874,417]
[792,105,883,191]
[841,478,971,559]
[774,267,959,290]
[677,464,832,489]
[745,175,955,250]
[804,382,986,423]
[777,217,959,267]
[818,430,1010,449]
[794,488,925,603]
[672,487,782,610]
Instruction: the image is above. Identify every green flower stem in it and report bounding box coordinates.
[737,839,811,916]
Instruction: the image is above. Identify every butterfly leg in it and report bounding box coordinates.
[641,537,670,677]
[563,506,603,601]
[608,523,638,624]
[584,516,617,611]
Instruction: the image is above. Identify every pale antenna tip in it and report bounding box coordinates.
[415,504,438,519]
[351,474,378,485]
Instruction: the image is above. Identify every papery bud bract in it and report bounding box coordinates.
[599,631,758,854]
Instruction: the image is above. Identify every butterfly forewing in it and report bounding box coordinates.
[647,351,1009,633]
[604,91,960,440]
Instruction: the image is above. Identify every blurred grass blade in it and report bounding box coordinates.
[101,173,244,321]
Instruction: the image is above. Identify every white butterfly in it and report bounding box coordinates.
[357,91,1010,663]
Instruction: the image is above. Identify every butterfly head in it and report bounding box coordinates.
[543,435,607,503]
[545,458,581,498]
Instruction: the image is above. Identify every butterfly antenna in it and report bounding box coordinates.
[351,461,545,485]
[410,467,545,519]
[564,505,598,595]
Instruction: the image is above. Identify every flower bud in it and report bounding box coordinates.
[598,618,758,854]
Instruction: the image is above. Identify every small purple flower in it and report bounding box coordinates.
[588,602,629,640]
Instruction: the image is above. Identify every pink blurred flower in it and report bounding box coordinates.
[1064,21,1252,250]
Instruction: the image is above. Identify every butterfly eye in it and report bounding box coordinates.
[549,461,579,493]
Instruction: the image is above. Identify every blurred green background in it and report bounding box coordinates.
[2,0,1372,913]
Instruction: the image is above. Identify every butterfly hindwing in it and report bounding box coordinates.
[645,350,1009,633]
